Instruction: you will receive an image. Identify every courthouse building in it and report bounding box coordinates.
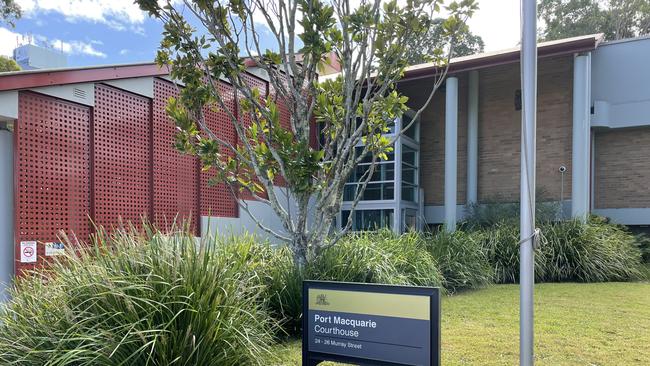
[1,33,649,293]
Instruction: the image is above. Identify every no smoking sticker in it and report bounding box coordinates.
[20,241,37,263]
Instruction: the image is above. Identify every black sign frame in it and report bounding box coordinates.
[302,280,441,366]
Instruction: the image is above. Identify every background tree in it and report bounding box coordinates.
[539,0,650,41]
[138,0,476,265]
[408,17,484,64]
[1,0,20,26]
[0,56,20,72]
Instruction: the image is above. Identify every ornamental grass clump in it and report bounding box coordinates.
[479,217,642,283]
[426,230,493,292]
[0,227,276,366]
[213,233,303,336]
[308,229,443,288]
[540,217,642,282]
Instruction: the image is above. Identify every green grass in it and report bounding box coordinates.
[270,282,650,365]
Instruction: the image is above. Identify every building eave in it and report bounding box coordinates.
[401,33,604,82]
[0,62,169,92]
[319,33,605,83]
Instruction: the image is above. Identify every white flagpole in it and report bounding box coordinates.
[520,0,537,365]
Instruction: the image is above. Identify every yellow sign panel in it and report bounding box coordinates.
[308,288,430,320]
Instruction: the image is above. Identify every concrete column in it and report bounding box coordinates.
[467,70,479,207]
[0,129,14,300]
[393,132,403,233]
[444,77,458,232]
[571,54,591,221]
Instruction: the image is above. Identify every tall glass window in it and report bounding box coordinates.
[343,150,395,201]
[340,112,420,233]
[401,145,418,202]
[341,209,394,231]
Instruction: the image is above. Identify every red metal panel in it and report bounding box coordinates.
[152,79,200,233]
[200,81,239,217]
[15,92,91,274]
[93,84,151,229]
[271,76,292,131]
[238,74,270,200]
[268,77,292,187]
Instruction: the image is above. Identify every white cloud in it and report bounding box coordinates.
[52,39,107,58]
[16,0,146,30]
[0,26,106,58]
[0,27,21,57]
[119,48,129,55]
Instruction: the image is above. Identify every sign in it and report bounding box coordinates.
[20,241,37,263]
[302,281,440,366]
[45,242,65,256]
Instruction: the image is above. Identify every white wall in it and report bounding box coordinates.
[591,37,650,129]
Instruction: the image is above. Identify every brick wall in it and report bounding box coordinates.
[594,127,650,208]
[399,75,468,205]
[399,55,574,205]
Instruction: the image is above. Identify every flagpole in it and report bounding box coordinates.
[520,0,537,365]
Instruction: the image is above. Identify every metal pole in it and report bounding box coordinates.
[520,0,537,365]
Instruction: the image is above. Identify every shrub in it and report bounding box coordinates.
[308,230,443,287]
[0,228,276,366]
[272,230,444,336]
[207,233,303,335]
[477,221,524,283]
[479,217,642,283]
[633,232,650,263]
[464,189,562,229]
[541,218,642,282]
[426,230,493,292]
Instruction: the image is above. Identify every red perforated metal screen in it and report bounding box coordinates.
[238,74,270,200]
[93,84,151,229]
[269,78,291,187]
[200,81,239,217]
[152,79,201,233]
[13,74,280,274]
[15,92,92,274]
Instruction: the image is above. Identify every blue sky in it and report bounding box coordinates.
[0,0,521,68]
[0,1,166,66]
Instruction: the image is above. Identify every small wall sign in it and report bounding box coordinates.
[302,281,440,366]
[20,241,37,263]
[45,242,65,256]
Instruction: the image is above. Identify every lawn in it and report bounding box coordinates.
[270,282,650,365]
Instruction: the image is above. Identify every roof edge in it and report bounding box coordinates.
[401,33,604,81]
[0,62,169,92]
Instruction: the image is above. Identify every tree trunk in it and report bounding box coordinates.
[292,235,309,268]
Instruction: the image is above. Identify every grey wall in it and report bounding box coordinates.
[591,37,650,129]
[202,187,315,245]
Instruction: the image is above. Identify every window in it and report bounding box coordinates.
[344,149,395,202]
[403,209,417,232]
[341,209,394,231]
[340,112,420,233]
[403,114,418,141]
[401,145,418,202]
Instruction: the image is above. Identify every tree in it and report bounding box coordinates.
[1,0,21,26]
[137,0,477,265]
[0,56,20,72]
[539,0,650,41]
[407,17,484,65]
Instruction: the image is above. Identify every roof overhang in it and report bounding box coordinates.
[0,62,169,92]
[401,33,604,82]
